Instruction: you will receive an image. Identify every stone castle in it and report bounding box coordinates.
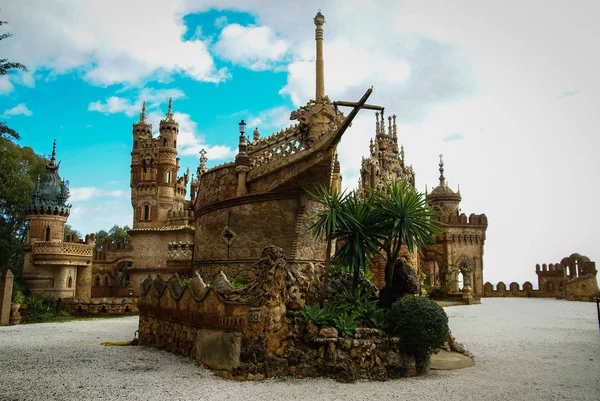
[19,10,493,309]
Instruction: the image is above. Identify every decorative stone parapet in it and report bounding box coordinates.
[167,241,193,261]
[32,241,93,258]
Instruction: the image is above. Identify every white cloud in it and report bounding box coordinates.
[146,110,236,160]
[69,187,128,202]
[1,0,230,86]
[0,76,15,95]
[215,23,289,71]
[2,103,33,117]
[246,106,292,132]
[88,88,186,117]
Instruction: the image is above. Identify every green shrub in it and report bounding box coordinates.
[387,295,449,372]
[12,290,25,304]
[363,302,389,331]
[229,277,249,288]
[300,304,332,326]
[332,312,359,336]
[327,284,377,321]
[23,293,57,323]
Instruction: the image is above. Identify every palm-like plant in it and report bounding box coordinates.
[371,180,443,306]
[308,186,353,304]
[333,192,382,289]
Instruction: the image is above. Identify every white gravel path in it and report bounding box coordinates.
[1,298,599,401]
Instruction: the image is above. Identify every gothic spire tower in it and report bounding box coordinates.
[130,99,183,229]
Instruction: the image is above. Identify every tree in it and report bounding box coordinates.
[371,180,443,307]
[64,224,81,240]
[1,18,28,141]
[94,225,132,249]
[308,186,353,305]
[0,138,46,274]
[332,192,381,289]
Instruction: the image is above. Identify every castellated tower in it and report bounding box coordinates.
[130,99,186,229]
[22,140,94,301]
[128,100,195,294]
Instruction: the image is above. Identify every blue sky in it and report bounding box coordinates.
[1,0,599,286]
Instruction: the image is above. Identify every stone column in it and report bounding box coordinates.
[314,11,325,100]
[75,263,92,302]
[0,270,14,325]
[235,165,250,197]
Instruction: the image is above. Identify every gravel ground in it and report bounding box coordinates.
[1,298,599,401]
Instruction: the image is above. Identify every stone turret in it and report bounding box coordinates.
[22,140,94,300]
[26,139,71,243]
[426,154,462,216]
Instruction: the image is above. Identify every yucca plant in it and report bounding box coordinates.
[371,180,443,306]
[333,192,382,289]
[308,186,355,305]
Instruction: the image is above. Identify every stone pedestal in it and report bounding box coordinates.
[0,270,14,325]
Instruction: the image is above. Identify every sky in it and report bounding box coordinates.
[1,0,598,287]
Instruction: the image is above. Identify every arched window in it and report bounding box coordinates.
[143,204,150,220]
[174,140,177,149]
[134,141,138,149]
[45,226,51,242]
[166,171,171,183]
[67,277,73,288]
[95,276,100,286]
[104,276,109,286]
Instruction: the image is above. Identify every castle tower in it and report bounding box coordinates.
[130,99,182,229]
[127,100,194,295]
[426,154,462,216]
[22,140,94,300]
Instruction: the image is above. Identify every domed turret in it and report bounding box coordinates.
[426,154,461,215]
[26,139,71,217]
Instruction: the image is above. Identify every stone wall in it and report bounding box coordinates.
[138,246,418,382]
[66,297,138,315]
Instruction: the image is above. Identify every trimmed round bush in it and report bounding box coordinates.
[387,295,449,371]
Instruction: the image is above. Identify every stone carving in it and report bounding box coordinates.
[32,242,93,257]
[167,241,193,260]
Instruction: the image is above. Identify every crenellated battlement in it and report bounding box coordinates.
[432,213,488,227]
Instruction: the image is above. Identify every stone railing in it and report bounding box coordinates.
[167,241,193,260]
[248,125,306,172]
[32,241,93,257]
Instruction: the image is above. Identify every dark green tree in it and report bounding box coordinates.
[0,138,46,274]
[0,18,28,141]
[371,180,443,307]
[94,225,132,249]
[332,192,381,289]
[308,186,353,304]
[63,224,81,240]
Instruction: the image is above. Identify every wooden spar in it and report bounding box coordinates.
[333,100,384,111]
[331,87,373,146]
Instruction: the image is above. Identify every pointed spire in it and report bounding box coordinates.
[381,111,386,136]
[197,149,208,177]
[392,115,397,140]
[375,112,380,136]
[400,145,405,166]
[439,154,445,187]
[388,116,392,139]
[457,184,461,196]
[166,98,174,121]
[47,138,58,168]
[139,101,147,123]
[425,184,428,196]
